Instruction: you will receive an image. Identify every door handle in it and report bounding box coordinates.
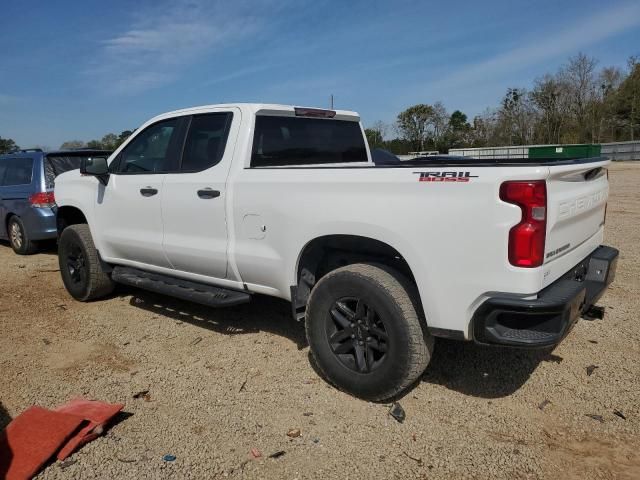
[140,187,158,197]
[197,189,221,199]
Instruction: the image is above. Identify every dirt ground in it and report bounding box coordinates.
[1,162,639,479]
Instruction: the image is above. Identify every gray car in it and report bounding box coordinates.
[0,149,111,254]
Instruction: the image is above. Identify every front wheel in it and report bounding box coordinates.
[58,224,115,301]
[305,263,433,401]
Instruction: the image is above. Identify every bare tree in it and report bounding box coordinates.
[531,74,568,144]
[431,101,449,151]
[497,88,536,145]
[469,109,498,147]
[371,121,389,140]
[560,53,599,142]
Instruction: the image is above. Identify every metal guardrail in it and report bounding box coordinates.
[450,141,640,161]
[600,141,640,161]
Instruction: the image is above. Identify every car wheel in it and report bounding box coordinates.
[58,224,115,301]
[305,263,433,401]
[7,216,38,255]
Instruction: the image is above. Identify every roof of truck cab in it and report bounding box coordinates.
[147,103,361,123]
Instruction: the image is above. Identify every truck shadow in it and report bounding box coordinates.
[122,286,556,398]
[422,339,560,399]
[124,288,308,350]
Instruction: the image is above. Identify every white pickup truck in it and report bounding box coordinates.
[54,103,618,400]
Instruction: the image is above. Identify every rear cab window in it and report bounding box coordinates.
[0,157,34,186]
[250,115,368,167]
[181,113,233,172]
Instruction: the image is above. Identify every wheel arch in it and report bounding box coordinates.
[56,205,88,236]
[291,234,423,321]
[4,211,17,232]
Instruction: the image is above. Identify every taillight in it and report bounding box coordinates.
[29,191,56,208]
[500,181,547,268]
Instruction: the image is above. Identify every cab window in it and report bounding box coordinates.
[119,118,180,173]
[181,113,233,172]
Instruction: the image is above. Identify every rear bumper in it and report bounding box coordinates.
[472,245,618,348]
[21,207,57,241]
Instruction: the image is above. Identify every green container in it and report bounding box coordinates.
[528,144,601,159]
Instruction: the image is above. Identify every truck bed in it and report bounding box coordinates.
[373,153,610,168]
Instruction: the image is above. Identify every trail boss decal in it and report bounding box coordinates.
[414,171,478,183]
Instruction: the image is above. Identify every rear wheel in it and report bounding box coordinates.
[7,216,38,255]
[305,263,433,401]
[58,224,115,301]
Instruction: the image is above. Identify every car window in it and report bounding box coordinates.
[181,113,232,172]
[251,116,368,167]
[119,118,179,173]
[0,158,34,186]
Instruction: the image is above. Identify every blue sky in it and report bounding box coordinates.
[1,0,639,149]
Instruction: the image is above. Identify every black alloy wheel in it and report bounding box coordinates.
[327,297,389,373]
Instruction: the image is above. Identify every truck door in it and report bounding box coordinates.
[94,117,186,268]
[161,109,239,279]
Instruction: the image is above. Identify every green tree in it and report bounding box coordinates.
[0,137,19,154]
[445,110,471,150]
[118,130,134,145]
[100,133,119,151]
[365,128,383,148]
[380,138,413,155]
[396,104,435,151]
[60,140,86,149]
[613,58,640,141]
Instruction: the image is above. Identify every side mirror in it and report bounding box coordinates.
[81,156,109,185]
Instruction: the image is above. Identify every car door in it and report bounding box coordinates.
[0,157,34,239]
[161,109,239,278]
[95,116,187,268]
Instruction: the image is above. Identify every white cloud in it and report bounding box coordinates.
[420,2,640,94]
[201,64,281,87]
[89,0,261,94]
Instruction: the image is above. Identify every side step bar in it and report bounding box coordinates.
[111,266,251,308]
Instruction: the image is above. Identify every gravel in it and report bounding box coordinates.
[1,162,639,479]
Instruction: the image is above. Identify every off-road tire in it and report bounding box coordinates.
[58,224,115,301]
[305,263,434,401]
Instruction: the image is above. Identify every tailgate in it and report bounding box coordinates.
[545,160,609,266]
